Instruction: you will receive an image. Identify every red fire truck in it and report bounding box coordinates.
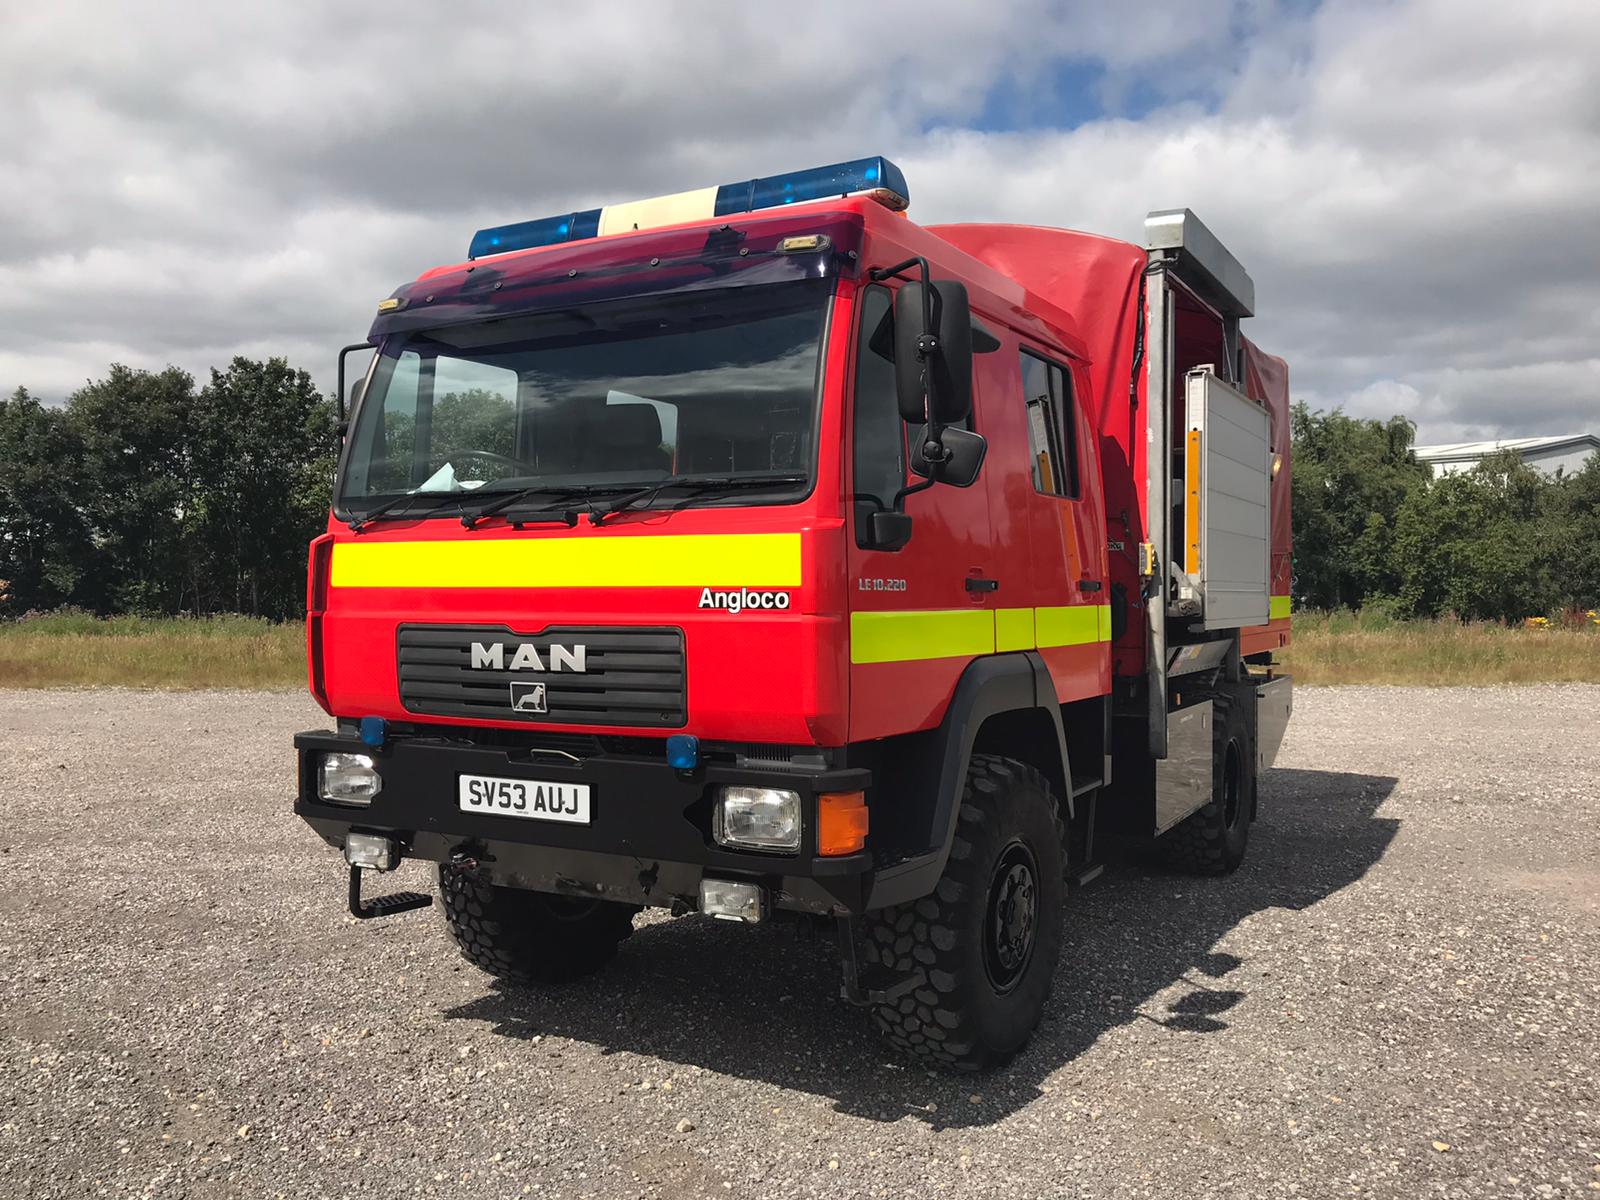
[294,157,1293,1070]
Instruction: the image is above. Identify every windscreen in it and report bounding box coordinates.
[340,279,832,513]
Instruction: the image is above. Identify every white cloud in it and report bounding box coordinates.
[0,0,1596,441]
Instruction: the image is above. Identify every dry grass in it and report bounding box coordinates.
[0,614,304,689]
[1280,610,1600,686]
[1,610,1597,691]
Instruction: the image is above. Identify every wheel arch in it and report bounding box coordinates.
[862,651,1072,909]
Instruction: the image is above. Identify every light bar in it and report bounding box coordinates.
[468,156,908,260]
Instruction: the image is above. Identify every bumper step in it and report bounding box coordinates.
[347,865,433,920]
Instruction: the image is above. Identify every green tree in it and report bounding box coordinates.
[0,387,94,612]
[189,357,337,618]
[64,365,198,613]
[1290,403,1431,609]
[1392,451,1558,621]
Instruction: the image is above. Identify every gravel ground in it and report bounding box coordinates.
[2,685,1597,1199]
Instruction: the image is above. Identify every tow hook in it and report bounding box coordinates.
[835,915,926,1007]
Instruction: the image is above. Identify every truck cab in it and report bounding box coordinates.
[294,157,1291,1070]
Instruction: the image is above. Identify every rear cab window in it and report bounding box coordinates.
[1018,349,1079,498]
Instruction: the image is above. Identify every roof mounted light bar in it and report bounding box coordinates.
[468,156,909,260]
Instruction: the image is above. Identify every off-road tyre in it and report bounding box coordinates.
[861,755,1066,1072]
[1159,689,1254,875]
[438,865,639,985]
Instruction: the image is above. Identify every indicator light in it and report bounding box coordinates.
[817,791,869,856]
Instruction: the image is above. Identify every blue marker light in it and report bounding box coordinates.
[359,716,388,748]
[665,734,700,771]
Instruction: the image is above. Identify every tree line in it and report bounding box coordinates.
[0,360,1594,624]
[1291,404,1600,622]
[0,360,336,622]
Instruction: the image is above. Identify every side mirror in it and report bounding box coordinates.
[894,281,974,426]
[909,425,987,488]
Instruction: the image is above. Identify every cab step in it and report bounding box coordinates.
[347,865,433,920]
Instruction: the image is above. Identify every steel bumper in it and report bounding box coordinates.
[293,730,875,915]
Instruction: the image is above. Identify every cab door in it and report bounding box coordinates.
[847,284,997,741]
[1014,348,1111,703]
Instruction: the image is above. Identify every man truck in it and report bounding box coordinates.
[293,156,1294,1070]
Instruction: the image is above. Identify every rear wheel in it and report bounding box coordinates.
[1159,689,1254,875]
[438,865,639,985]
[860,755,1065,1072]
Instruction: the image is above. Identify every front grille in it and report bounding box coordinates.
[396,625,686,728]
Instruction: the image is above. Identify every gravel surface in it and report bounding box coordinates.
[2,685,1597,1199]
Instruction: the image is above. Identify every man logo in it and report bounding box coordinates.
[509,681,548,714]
[471,641,586,672]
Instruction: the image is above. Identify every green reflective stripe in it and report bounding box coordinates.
[1035,604,1109,649]
[995,607,1035,652]
[851,604,1112,665]
[850,609,995,665]
[1270,594,1292,620]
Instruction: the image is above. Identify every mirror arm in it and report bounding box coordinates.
[888,473,936,515]
[335,341,372,424]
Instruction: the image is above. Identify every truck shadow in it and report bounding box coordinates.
[442,766,1399,1129]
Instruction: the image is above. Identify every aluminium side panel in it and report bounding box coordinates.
[1256,675,1293,770]
[1188,370,1271,629]
[1154,700,1213,833]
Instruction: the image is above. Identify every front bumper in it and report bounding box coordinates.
[293,730,875,915]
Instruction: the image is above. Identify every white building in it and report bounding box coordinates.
[1413,434,1600,478]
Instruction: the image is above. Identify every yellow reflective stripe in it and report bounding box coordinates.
[331,533,802,590]
[850,609,995,665]
[1270,594,1292,620]
[851,604,1113,665]
[1035,604,1109,649]
[995,606,1036,653]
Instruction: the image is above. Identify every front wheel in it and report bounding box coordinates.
[439,865,639,985]
[860,755,1066,1072]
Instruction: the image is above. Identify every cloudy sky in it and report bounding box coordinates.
[2,0,1596,443]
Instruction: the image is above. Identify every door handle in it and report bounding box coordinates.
[1077,579,1103,593]
[965,577,999,593]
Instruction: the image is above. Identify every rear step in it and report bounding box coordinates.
[347,865,433,920]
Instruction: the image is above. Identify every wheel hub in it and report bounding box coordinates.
[984,843,1039,992]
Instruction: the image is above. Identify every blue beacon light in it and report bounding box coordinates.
[467,156,908,259]
[665,735,700,771]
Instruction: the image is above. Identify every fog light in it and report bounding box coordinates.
[699,878,766,923]
[714,786,801,852]
[344,832,398,872]
[318,752,381,805]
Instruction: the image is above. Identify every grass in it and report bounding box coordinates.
[0,613,305,689]
[1280,610,1600,686]
[0,610,1596,690]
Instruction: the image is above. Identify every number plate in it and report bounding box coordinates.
[457,774,591,824]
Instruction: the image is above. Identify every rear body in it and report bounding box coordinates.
[293,158,1292,1069]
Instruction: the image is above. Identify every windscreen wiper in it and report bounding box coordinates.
[459,484,605,530]
[347,491,463,533]
[590,474,808,525]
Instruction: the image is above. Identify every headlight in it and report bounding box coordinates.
[714,786,801,853]
[318,752,381,805]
